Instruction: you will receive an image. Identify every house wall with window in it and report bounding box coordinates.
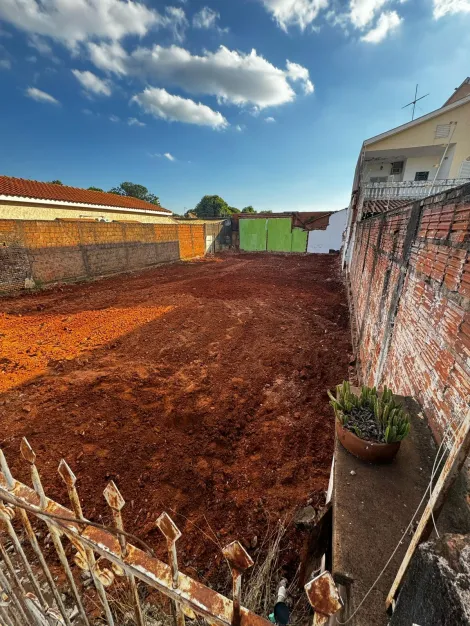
[402,155,440,181]
[364,99,470,180]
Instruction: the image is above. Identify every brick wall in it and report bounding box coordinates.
[178,224,205,259]
[0,220,205,294]
[348,183,470,438]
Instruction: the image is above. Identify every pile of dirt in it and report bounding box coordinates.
[0,253,350,587]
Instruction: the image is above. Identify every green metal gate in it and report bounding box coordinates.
[239,218,267,251]
[266,218,292,252]
[239,218,307,253]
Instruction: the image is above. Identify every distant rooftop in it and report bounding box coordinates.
[443,77,470,107]
[0,176,171,214]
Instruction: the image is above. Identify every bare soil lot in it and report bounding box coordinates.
[0,253,350,584]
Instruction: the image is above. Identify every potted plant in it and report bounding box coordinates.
[328,381,411,463]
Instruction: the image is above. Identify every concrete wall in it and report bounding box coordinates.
[365,99,470,180]
[0,200,176,224]
[348,183,470,438]
[402,155,440,181]
[307,210,347,253]
[0,220,206,294]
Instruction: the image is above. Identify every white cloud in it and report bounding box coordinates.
[89,43,314,109]
[433,0,470,17]
[27,33,60,63]
[128,117,146,126]
[88,41,128,74]
[286,61,314,94]
[109,114,120,122]
[350,0,389,28]
[361,10,401,41]
[193,6,218,28]
[265,116,276,122]
[28,34,52,55]
[160,6,188,42]
[26,86,59,104]
[235,124,245,132]
[164,152,176,161]
[132,87,228,129]
[0,0,185,48]
[192,6,228,32]
[72,69,112,96]
[260,0,329,30]
[0,59,11,69]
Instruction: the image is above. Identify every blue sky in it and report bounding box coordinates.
[0,0,469,214]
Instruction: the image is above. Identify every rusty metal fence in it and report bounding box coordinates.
[0,439,336,626]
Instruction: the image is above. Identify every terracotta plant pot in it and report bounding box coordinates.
[336,420,401,463]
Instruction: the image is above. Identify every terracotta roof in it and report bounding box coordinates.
[0,176,171,214]
[292,211,333,231]
[362,199,412,215]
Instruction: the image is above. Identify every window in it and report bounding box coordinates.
[391,161,404,175]
[435,124,451,139]
[414,172,429,181]
[458,158,470,178]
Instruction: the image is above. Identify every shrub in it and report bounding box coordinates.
[328,381,411,443]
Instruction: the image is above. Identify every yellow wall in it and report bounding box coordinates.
[0,200,177,224]
[366,100,470,179]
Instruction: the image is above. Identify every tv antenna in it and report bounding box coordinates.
[402,84,429,121]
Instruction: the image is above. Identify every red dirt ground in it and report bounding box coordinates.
[0,253,350,586]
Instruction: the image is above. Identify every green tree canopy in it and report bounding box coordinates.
[109,182,160,206]
[228,206,240,214]
[193,195,233,217]
[88,186,104,192]
[241,206,256,213]
[259,210,273,214]
[48,180,63,185]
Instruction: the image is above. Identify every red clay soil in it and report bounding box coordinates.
[0,253,350,586]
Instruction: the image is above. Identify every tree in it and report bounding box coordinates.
[109,182,160,206]
[259,210,273,214]
[48,180,63,185]
[242,206,256,214]
[194,195,233,218]
[88,186,104,192]
[229,206,240,214]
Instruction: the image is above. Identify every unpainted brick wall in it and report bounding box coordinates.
[178,224,205,259]
[0,220,205,294]
[349,183,470,438]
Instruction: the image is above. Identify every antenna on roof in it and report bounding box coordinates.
[402,84,429,121]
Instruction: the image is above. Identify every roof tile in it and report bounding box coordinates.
[0,176,171,214]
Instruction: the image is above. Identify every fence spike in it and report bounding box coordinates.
[19,438,36,465]
[222,541,254,626]
[0,449,15,490]
[15,438,73,624]
[58,459,115,626]
[104,481,145,626]
[21,439,91,626]
[156,512,185,626]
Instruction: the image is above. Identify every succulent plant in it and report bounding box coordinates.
[328,382,410,443]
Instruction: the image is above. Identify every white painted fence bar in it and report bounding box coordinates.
[363,179,470,200]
